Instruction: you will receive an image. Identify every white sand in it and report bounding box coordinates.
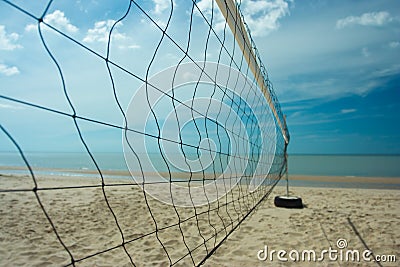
[0,173,399,266]
[205,186,400,266]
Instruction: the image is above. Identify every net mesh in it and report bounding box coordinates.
[0,0,289,266]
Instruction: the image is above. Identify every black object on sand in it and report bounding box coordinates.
[274,195,303,209]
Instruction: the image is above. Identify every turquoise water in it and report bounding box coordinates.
[1,152,399,189]
[0,152,400,177]
[288,154,400,177]
[0,152,128,172]
[1,152,399,177]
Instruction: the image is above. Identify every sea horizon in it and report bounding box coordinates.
[0,151,400,189]
[1,151,399,179]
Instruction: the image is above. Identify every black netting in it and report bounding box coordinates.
[0,0,289,266]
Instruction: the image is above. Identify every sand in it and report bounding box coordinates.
[205,186,400,267]
[0,173,399,266]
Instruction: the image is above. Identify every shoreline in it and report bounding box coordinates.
[1,165,399,190]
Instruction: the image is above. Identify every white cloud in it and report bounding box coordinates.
[196,0,225,32]
[279,73,381,104]
[196,0,214,17]
[24,24,36,32]
[45,10,78,33]
[241,0,290,36]
[127,44,141,49]
[0,103,23,110]
[83,20,126,43]
[149,0,176,29]
[372,64,400,77]
[153,19,167,29]
[153,0,171,15]
[196,0,291,37]
[361,47,370,57]
[118,44,141,50]
[389,41,399,48]
[26,10,78,34]
[0,63,20,76]
[0,25,22,50]
[341,109,356,114]
[336,11,393,29]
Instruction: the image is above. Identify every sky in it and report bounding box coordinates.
[0,0,399,155]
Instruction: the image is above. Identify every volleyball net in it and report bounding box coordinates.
[0,0,289,265]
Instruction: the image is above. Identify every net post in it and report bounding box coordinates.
[285,147,289,197]
[284,114,289,197]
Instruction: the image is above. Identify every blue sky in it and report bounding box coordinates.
[0,0,399,155]
[251,0,400,154]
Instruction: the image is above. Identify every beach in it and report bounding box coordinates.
[0,172,399,266]
[205,186,400,266]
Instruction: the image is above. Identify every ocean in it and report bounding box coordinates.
[288,154,400,177]
[1,152,399,189]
